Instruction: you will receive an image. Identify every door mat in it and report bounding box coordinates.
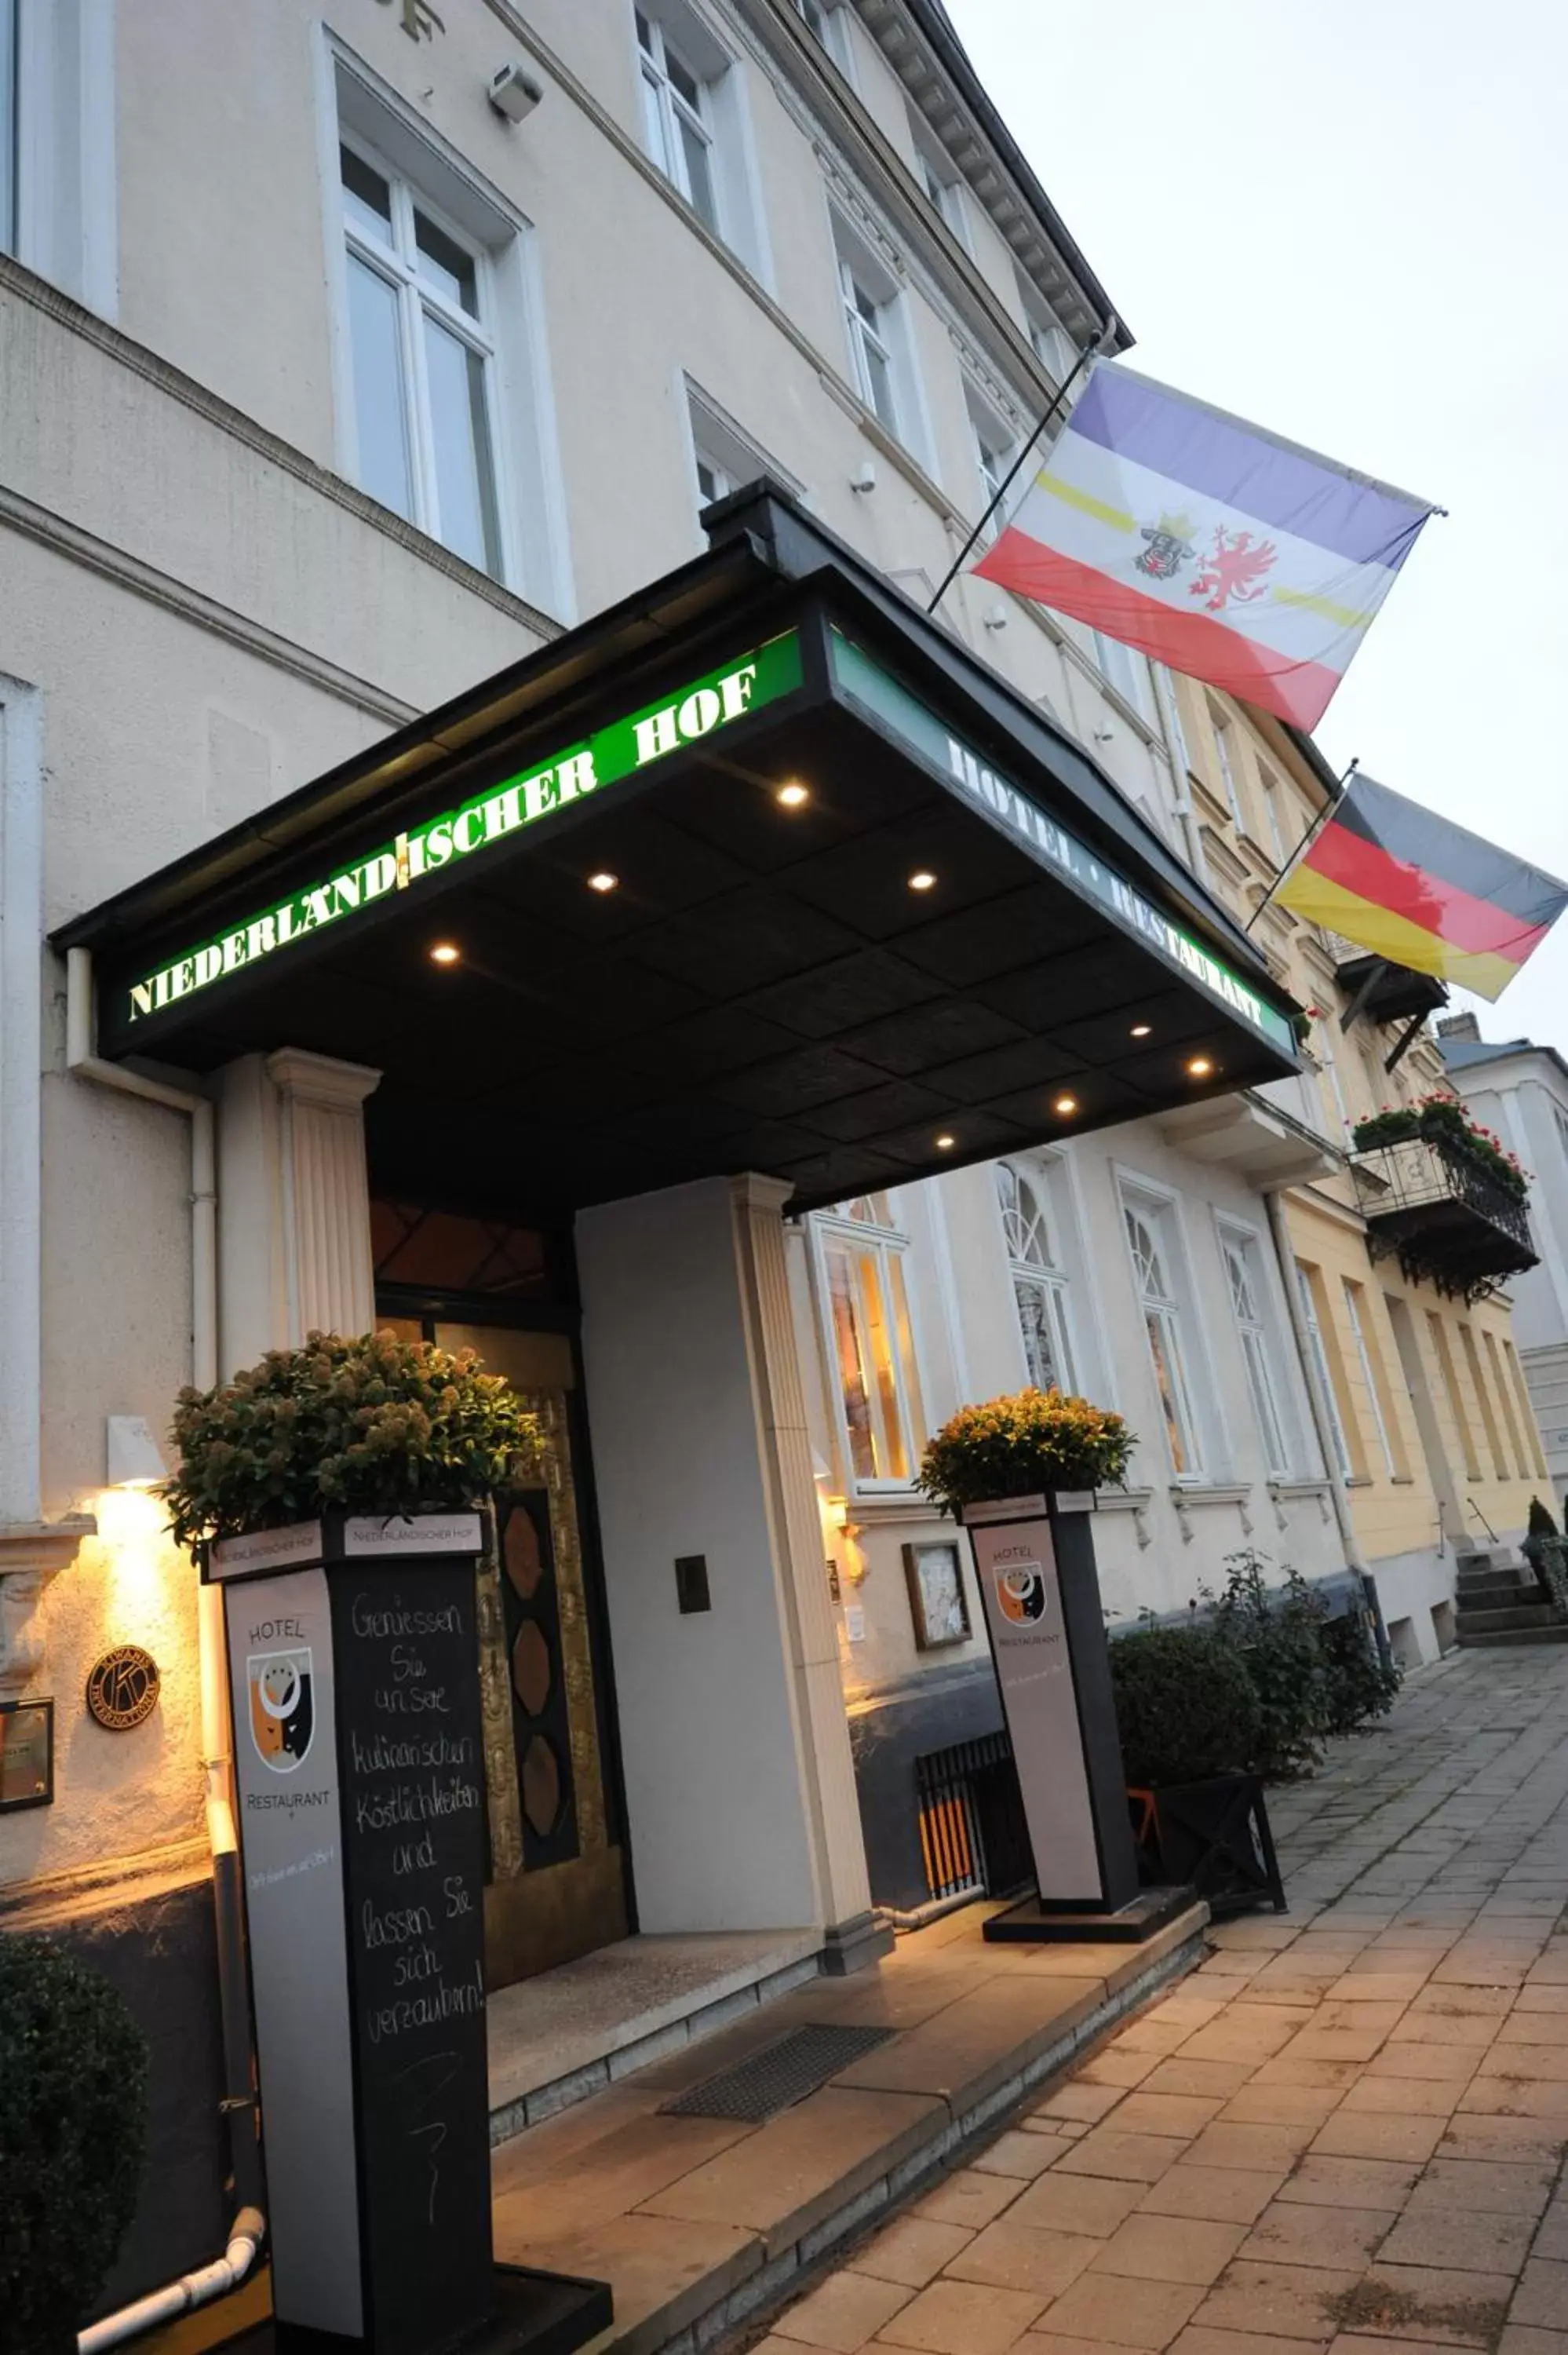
[659,2024,897,2121]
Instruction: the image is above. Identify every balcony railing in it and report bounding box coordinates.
[1351,1134,1537,1302]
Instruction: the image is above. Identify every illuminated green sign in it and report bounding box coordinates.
[125,631,804,1028]
[829,631,1296,1057]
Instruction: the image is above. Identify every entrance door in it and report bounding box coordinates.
[371,1205,629,1989]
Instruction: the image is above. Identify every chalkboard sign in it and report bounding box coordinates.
[330,1561,494,2355]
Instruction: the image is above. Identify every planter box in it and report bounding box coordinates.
[1129,1772,1286,1919]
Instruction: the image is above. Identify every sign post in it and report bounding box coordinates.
[214,1513,611,2354]
[966,1493,1188,1943]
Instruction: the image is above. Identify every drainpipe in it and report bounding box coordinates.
[76,2213,266,2355]
[65,950,266,2308]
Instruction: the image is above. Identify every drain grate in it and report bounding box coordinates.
[660,2024,897,2121]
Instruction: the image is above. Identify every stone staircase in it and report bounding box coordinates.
[1454,1546,1568,1646]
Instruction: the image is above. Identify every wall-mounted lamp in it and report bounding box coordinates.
[488,63,544,122]
[107,1416,167,1490]
[983,603,1008,633]
[850,461,877,495]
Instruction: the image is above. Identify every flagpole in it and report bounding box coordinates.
[1243,758,1358,935]
[926,323,1114,619]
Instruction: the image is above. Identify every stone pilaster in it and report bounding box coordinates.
[0,1521,96,1701]
[264,1050,381,1342]
[729,1175,887,1969]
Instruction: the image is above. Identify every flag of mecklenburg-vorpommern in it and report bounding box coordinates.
[975,362,1436,732]
[1274,774,1568,1002]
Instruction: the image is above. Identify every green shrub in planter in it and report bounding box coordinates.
[0,1936,149,2355]
[917,1387,1134,1514]
[162,1328,542,1549]
[1109,1624,1260,1788]
[1207,1551,1330,1779]
[1318,1610,1402,1736]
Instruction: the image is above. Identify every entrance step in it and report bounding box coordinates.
[1455,1605,1562,1635]
[489,1900,1209,2355]
[1457,1623,1568,1646]
[1457,1568,1536,1597]
[487,1930,825,2143]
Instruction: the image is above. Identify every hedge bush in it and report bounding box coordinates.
[1108,1623,1260,1787]
[0,1936,149,2355]
[1109,1552,1402,1786]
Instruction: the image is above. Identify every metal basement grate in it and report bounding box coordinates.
[660,2025,897,2121]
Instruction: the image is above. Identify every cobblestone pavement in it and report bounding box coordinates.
[746,1646,1568,2355]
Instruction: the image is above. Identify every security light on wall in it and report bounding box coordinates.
[983,603,1008,632]
[488,63,544,122]
[107,1416,167,1490]
[850,461,877,495]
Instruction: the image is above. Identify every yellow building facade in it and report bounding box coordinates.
[1158,670,1550,1662]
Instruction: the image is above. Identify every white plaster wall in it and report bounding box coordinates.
[576,1178,822,1933]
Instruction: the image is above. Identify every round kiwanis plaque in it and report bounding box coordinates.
[86,1645,161,1731]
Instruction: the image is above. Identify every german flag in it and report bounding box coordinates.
[1274,773,1568,1001]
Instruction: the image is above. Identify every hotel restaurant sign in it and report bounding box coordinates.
[117,628,1292,1058]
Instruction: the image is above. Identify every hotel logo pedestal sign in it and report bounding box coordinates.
[966,1494,1145,1936]
[217,1514,611,2355]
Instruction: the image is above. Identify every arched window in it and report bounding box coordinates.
[1220,1226,1290,1477]
[1122,1195,1202,1475]
[814,1196,925,1489]
[996,1163,1075,1394]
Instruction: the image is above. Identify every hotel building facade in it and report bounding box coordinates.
[0,0,1548,2309]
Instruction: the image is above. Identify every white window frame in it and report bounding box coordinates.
[1094,630,1154,723]
[1296,1261,1354,1484]
[1342,1280,1398,1477]
[840,254,899,431]
[792,0,855,74]
[319,39,574,621]
[336,128,507,579]
[909,116,970,249]
[1209,703,1246,829]
[1118,1178,1209,1480]
[996,1159,1078,1395]
[827,208,929,464]
[1156,668,1194,780]
[1258,761,1293,867]
[963,379,1016,542]
[1218,1219,1293,1478]
[681,374,804,545]
[5,0,117,315]
[811,1195,928,1495]
[1017,275,1078,385]
[636,6,720,235]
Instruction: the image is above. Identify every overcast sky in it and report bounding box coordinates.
[946,0,1568,1055]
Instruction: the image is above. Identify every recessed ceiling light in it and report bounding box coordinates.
[1053,1094,1078,1116]
[1130,1023,1152,1039]
[428,942,461,966]
[908,870,937,893]
[935,1133,956,1150]
[587,871,619,893]
[776,781,809,808]
[1187,1055,1215,1079]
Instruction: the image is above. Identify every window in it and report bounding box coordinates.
[1,0,15,256]
[1484,1329,1530,1476]
[1209,706,1246,829]
[1342,1280,1405,1479]
[684,380,804,539]
[911,130,968,244]
[694,448,731,506]
[1123,1195,1204,1475]
[1221,1227,1292,1477]
[1156,669,1193,780]
[1259,764,1293,867]
[1459,1323,1509,1479]
[793,0,853,71]
[1296,1261,1354,1483]
[1428,1313,1480,1480]
[997,1163,1077,1393]
[636,8,720,232]
[815,1196,926,1489]
[1017,276,1077,383]
[337,139,503,576]
[1504,1338,1550,1477]
[841,261,896,429]
[1094,630,1154,722]
[1315,1030,1352,1140]
[964,384,1014,538]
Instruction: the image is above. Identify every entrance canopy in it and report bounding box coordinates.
[60,487,1302,1217]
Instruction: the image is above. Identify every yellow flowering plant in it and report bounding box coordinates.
[162,1329,541,1549]
[917,1386,1134,1514]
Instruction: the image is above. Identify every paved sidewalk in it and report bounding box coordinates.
[745,1646,1568,2355]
